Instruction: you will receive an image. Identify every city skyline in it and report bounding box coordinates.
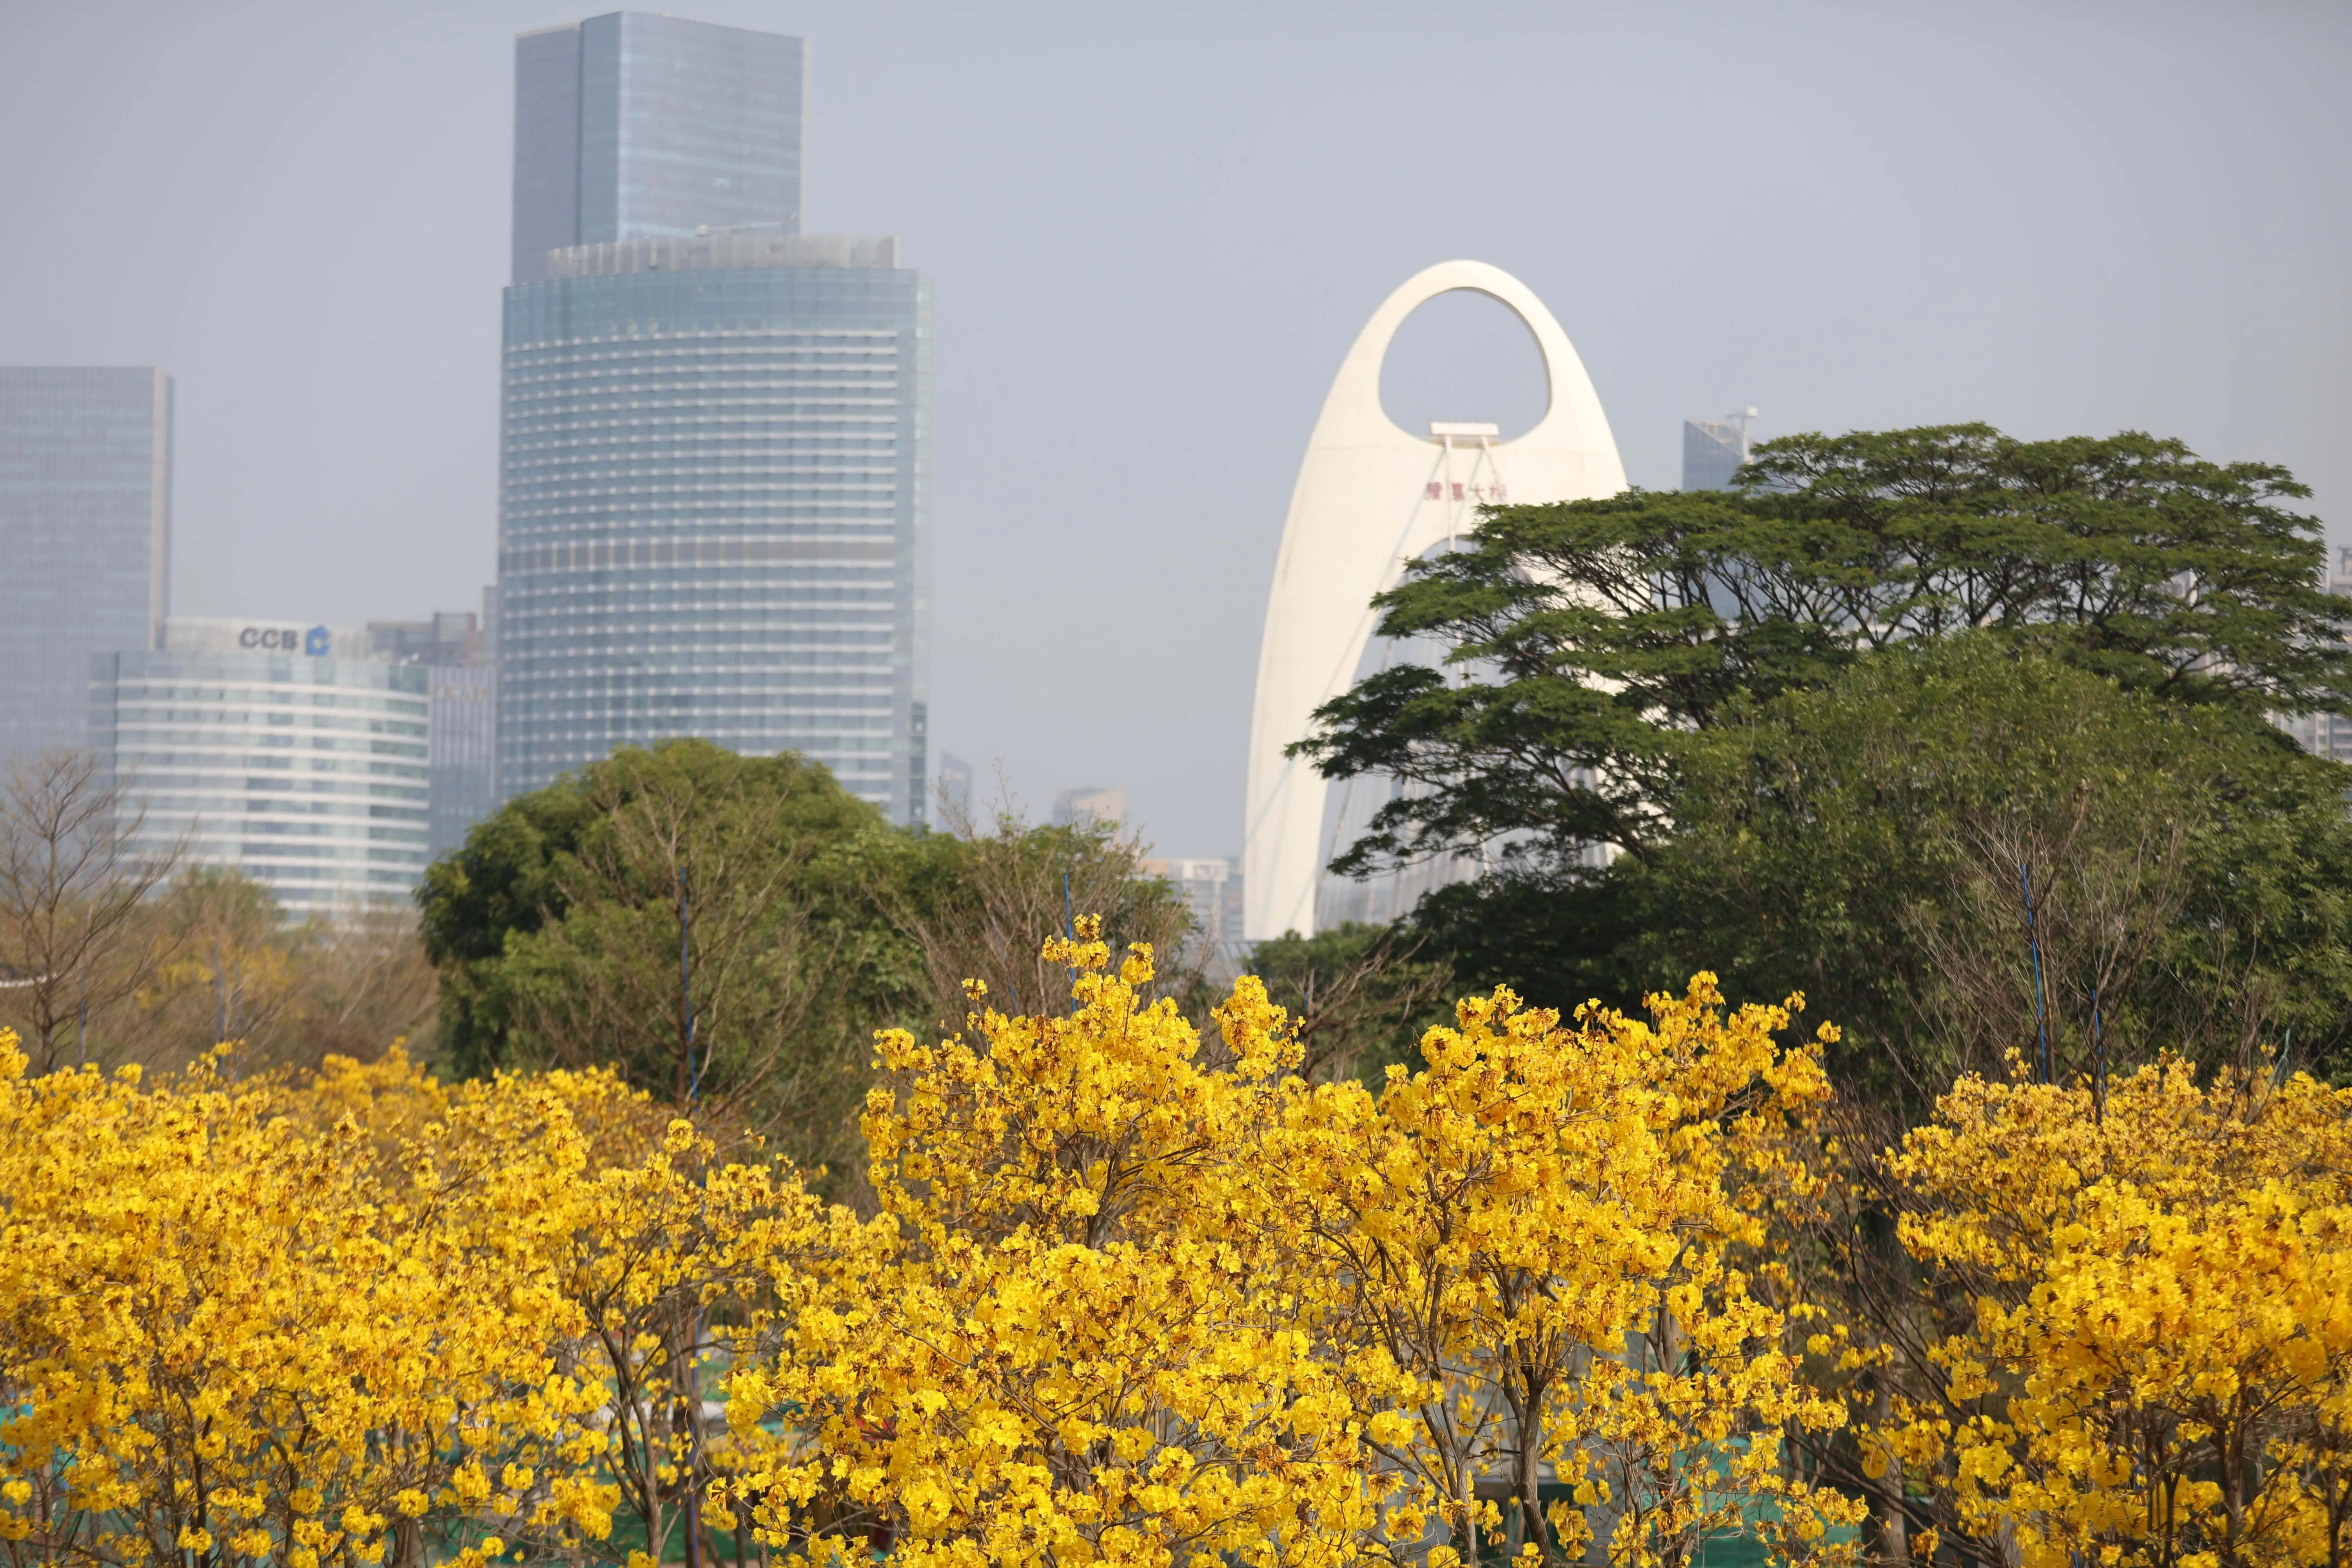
[3,1,2346,859]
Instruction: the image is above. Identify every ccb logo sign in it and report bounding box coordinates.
[235,624,333,655]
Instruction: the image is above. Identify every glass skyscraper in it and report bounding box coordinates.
[499,14,927,822]
[498,231,929,821]
[368,611,496,858]
[0,367,172,759]
[512,13,808,285]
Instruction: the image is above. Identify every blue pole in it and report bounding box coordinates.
[2022,864,2051,1084]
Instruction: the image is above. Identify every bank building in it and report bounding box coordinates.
[89,619,430,917]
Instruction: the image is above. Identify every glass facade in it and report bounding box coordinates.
[368,612,496,858]
[90,620,430,917]
[0,367,171,760]
[512,12,807,285]
[1682,416,1749,491]
[2283,548,2352,764]
[497,235,929,822]
[1141,856,1247,978]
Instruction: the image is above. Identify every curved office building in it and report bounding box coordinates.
[90,619,431,916]
[1242,261,1626,941]
[496,231,929,820]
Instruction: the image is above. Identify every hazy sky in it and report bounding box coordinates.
[2,0,2346,857]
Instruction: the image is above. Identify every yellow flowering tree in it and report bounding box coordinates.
[1271,977,1861,1568]
[0,1040,613,1568]
[1881,1060,2352,1568]
[723,923,1398,1568]
[725,935,1862,1568]
[533,1081,842,1568]
[284,1048,845,1568]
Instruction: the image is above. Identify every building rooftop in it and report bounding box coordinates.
[543,232,900,280]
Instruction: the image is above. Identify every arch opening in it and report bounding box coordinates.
[1377,288,1552,444]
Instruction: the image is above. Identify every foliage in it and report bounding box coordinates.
[134,869,441,1074]
[722,926,1378,1568]
[1637,640,2352,1102]
[420,746,1202,1178]
[1298,426,2347,880]
[867,811,1203,1037]
[0,1043,615,1568]
[0,750,437,1076]
[1269,973,1864,1567]
[0,1033,852,1568]
[1875,1059,2352,1568]
[417,739,911,1175]
[414,771,593,1077]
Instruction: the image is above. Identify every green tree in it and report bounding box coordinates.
[1294,425,2352,1100]
[868,809,1203,1036]
[1639,639,2352,1102]
[417,743,1203,1176]
[417,740,912,1172]
[415,775,593,1080]
[1299,425,2349,878]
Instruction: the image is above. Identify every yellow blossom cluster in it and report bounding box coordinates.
[1881,1060,2352,1568]
[0,925,1894,1568]
[0,1034,832,1568]
[0,1040,621,1567]
[720,928,1862,1568]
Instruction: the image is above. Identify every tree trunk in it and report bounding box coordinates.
[1874,1376,1909,1565]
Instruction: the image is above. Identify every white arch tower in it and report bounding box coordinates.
[1242,261,1626,942]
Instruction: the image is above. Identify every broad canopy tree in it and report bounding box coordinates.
[417,740,912,1173]
[1295,425,2352,1096]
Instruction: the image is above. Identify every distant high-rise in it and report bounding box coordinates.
[497,232,930,820]
[1143,855,1247,968]
[2285,546,2352,764]
[937,751,975,824]
[0,367,171,759]
[91,619,429,917]
[1682,407,1757,491]
[369,611,495,859]
[1053,786,1126,831]
[511,13,808,285]
[499,16,928,824]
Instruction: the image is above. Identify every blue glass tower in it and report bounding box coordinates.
[0,367,172,760]
[499,14,926,824]
[497,233,929,822]
[512,13,808,285]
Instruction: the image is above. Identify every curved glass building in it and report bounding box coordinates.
[89,619,430,916]
[496,230,929,821]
